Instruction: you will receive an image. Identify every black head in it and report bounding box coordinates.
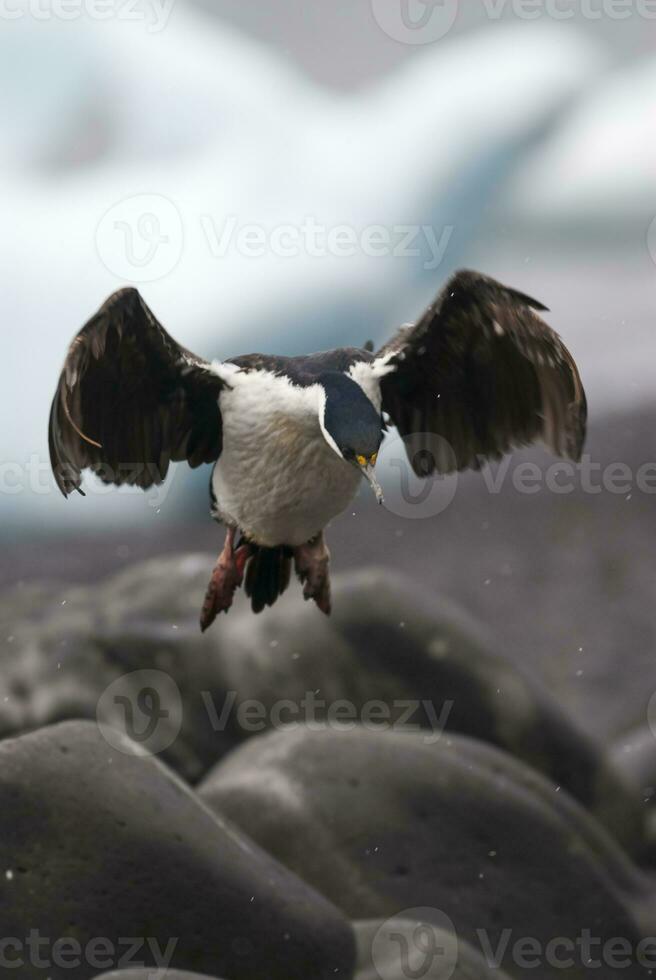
[319,372,382,460]
[318,373,384,501]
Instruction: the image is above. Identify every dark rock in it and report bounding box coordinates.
[0,561,642,858]
[0,557,223,781]
[611,725,656,861]
[287,567,639,853]
[200,726,656,980]
[0,721,355,980]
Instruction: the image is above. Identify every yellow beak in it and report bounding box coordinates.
[357,455,384,505]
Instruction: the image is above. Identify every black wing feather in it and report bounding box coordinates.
[49,287,225,496]
[378,270,586,475]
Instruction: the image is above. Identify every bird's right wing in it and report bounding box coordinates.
[49,287,226,496]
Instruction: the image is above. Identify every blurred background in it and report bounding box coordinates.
[2,2,656,745]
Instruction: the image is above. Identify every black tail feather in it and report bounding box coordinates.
[244,544,293,613]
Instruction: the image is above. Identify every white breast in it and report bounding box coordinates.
[211,369,363,547]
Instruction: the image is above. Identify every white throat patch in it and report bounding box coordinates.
[347,360,392,413]
[316,385,344,459]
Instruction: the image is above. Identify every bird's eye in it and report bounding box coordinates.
[356,454,367,467]
[369,452,377,466]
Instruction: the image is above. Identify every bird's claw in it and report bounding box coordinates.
[294,534,332,616]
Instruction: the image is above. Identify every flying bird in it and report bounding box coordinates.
[49,270,586,629]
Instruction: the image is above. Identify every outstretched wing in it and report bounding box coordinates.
[49,287,225,496]
[377,270,586,476]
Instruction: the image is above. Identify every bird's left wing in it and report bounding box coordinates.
[49,287,226,496]
[376,270,586,476]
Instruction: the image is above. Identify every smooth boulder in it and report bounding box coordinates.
[0,721,355,980]
[611,724,656,862]
[200,726,656,980]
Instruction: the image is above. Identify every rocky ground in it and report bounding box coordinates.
[2,403,656,978]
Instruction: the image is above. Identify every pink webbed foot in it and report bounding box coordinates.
[200,528,252,631]
[294,532,331,615]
